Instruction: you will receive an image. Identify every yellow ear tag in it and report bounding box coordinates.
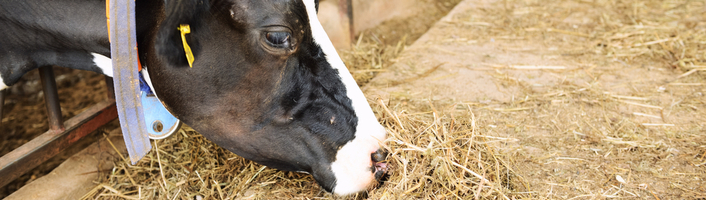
[178,24,195,68]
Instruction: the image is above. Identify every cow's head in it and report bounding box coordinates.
[143,0,387,195]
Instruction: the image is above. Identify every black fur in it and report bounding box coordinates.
[0,0,110,84]
[155,0,208,68]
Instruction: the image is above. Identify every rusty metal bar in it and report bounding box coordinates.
[0,99,117,188]
[38,66,64,131]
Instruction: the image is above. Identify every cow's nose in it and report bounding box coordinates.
[371,148,389,180]
[372,148,387,162]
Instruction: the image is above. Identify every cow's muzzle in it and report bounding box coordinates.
[371,148,389,180]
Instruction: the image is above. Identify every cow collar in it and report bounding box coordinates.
[105,0,143,71]
[106,0,194,70]
[106,0,181,141]
[105,0,161,94]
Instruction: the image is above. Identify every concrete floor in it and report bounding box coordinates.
[5,129,126,200]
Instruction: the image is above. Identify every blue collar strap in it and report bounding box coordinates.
[109,0,180,164]
[109,0,152,164]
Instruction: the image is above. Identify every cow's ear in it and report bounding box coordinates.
[155,0,209,67]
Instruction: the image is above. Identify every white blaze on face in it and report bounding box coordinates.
[91,53,113,77]
[302,0,387,195]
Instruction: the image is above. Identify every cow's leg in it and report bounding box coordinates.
[26,51,113,77]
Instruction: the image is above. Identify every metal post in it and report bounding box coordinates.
[0,89,5,128]
[339,0,354,41]
[0,100,117,188]
[38,66,64,131]
[105,76,115,100]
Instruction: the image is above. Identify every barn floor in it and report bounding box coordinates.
[3,0,705,199]
[4,130,126,200]
[365,0,705,198]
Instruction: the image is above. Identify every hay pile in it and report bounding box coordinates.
[83,126,328,199]
[83,0,705,199]
[82,104,517,199]
[344,33,407,86]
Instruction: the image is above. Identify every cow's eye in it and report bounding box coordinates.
[265,32,291,48]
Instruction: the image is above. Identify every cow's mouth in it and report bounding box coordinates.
[373,162,388,179]
[371,149,389,180]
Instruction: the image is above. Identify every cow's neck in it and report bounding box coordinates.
[0,0,164,89]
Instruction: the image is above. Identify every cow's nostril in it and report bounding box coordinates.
[371,148,388,163]
[371,148,389,180]
[374,162,388,180]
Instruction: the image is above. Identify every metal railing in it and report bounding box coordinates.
[0,66,119,188]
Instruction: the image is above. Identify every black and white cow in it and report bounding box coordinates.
[0,0,387,195]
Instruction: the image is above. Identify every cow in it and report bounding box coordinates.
[0,0,388,195]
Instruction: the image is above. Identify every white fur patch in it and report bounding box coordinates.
[0,74,7,91]
[302,0,387,195]
[89,52,161,105]
[91,53,113,77]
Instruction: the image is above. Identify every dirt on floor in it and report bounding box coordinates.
[364,0,706,198]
